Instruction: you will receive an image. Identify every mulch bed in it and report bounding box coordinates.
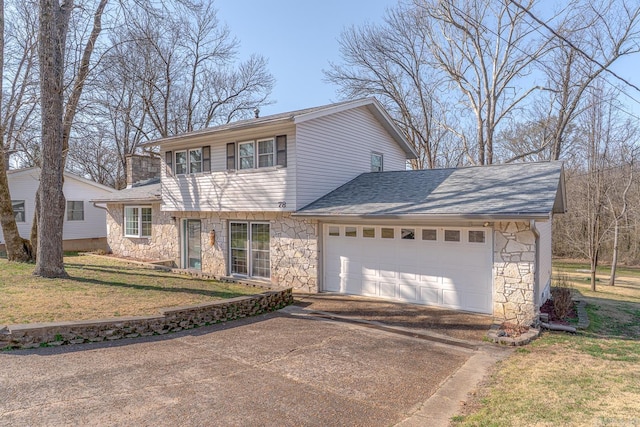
[540,299,578,325]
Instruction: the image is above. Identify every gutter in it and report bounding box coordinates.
[291,212,553,222]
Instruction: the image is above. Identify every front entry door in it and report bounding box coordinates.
[183,219,201,270]
[229,222,270,278]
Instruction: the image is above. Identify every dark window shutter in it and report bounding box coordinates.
[226,142,236,170]
[165,151,173,175]
[202,146,211,172]
[276,135,287,167]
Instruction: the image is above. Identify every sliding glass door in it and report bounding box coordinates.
[230,222,270,278]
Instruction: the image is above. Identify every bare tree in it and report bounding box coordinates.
[417,0,552,165]
[326,5,454,169]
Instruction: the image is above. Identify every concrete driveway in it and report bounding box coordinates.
[0,303,507,427]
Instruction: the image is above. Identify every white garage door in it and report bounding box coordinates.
[323,224,493,314]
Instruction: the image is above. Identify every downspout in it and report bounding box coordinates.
[530,219,541,324]
[92,201,108,211]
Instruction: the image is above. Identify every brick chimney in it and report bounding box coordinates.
[126,154,161,188]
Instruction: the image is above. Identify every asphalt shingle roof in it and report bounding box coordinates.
[91,178,161,203]
[296,162,564,219]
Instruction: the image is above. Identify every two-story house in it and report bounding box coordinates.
[94,98,566,326]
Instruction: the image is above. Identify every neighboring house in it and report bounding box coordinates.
[93,98,566,325]
[0,168,116,252]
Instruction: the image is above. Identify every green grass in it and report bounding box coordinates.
[452,259,640,426]
[0,254,257,325]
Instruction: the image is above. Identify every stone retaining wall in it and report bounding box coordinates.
[0,289,293,350]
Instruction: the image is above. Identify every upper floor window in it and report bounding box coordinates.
[12,200,25,222]
[166,146,210,176]
[371,152,383,172]
[124,206,152,238]
[238,141,255,170]
[227,135,287,171]
[66,201,84,221]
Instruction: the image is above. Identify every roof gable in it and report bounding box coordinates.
[7,167,115,194]
[296,162,566,220]
[141,98,417,159]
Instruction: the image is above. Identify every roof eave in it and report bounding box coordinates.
[291,212,552,222]
[91,197,161,204]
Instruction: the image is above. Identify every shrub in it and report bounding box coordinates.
[551,286,573,319]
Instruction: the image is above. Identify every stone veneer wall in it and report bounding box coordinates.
[107,208,319,292]
[493,221,537,325]
[1,289,293,350]
[106,203,179,262]
[181,211,319,292]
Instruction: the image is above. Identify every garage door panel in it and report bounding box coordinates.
[324,225,493,314]
[398,284,418,301]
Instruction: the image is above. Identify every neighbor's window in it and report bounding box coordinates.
[12,200,25,222]
[345,226,357,237]
[328,226,340,236]
[258,138,275,167]
[444,229,461,242]
[469,230,485,243]
[124,206,152,238]
[371,152,383,172]
[422,229,437,241]
[66,201,84,221]
[363,227,375,238]
[401,228,415,240]
[239,141,255,170]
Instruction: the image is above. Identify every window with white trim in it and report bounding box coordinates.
[258,138,275,167]
[12,200,25,222]
[371,152,383,172]
[66,201,84,221]
[124,206,152,238]
[189,148,202,173]
[175,151,187,174]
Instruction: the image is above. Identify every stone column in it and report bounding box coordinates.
[493,221,537,325]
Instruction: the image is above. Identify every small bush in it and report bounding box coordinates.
[551,286,573,319]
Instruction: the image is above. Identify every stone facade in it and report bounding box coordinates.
[106,207,319,292]
[106,203,179,262]
[493,221,537,325]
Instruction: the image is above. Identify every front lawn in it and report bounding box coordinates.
[0,254,257,325]
[453,260,640,426]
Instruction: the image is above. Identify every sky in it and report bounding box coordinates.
[215,0,640,120]
[216,0,395,115]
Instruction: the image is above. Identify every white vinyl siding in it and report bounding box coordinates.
[0,169,114,244]
[537,220,553,303]
[160,124,297,212]
[295,106,408,209]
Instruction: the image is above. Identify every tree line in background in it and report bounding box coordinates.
[327,0,640,289]
[0,0,639,286]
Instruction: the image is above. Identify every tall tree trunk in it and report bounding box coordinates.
[33,0,73,278]
[0,0,33,262]
[609,221,619,286]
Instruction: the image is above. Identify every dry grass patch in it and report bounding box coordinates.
[0,254,257,325]
[453,260,640,426]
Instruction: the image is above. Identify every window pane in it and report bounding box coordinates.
[12,200,25,222]
[258,139,274,168]
[422,229,437,241]
[124,207,139,236]
[67,201,84,221]
[141,208,152,237]
[371,153,383,172]
[381,228,394,239]
[251,223,270,277]
[230,223,248,275]
[189,149,202,173]
[328,226,340,236]
[444,230,460,242]
[469,230,485,243]
[363,227,375,238]
[175,151,187,174]
[345,227,357,237]
[239,142,255,169]
[401,228,415,240]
